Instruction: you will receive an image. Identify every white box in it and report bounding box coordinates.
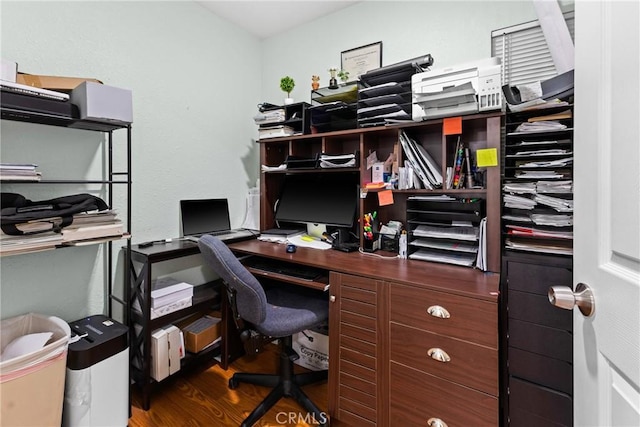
[292,329,328,371]
[150,328,169,381]
[372,162,385,183]
[1,59,17,82]
[165,325,181,375]
[151,281,193,309]
[70,81,132,124]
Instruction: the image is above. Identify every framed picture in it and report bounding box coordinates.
[341,41,382,79]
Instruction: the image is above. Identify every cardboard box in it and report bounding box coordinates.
[292,329,328,371]
[178,315,221,354]
[17,72,102,91]
[70,81,133,124]
[150,328,169,381]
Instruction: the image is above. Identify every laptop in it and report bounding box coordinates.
[180,198,255,242]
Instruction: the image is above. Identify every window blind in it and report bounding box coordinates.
[492,11,575,86]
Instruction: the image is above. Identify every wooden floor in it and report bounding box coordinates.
[129,344,328,427]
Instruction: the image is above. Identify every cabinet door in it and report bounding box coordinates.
[328,272,386,427]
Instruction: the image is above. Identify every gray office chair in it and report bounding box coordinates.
[198,235,329,427]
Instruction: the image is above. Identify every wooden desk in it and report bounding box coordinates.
[228,239,500,426]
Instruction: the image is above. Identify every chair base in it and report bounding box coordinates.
[229,336,328,427]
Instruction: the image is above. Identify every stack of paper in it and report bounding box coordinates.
[534,194,573,212]
[319,153,356,168]
[253,108,285,125]
[503,194,537,210]
[0,163,41,181]
[514,120,567,133]
[537,180,572,193]
[258,125,295,139]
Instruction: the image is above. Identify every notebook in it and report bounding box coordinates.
[180,198,254,242]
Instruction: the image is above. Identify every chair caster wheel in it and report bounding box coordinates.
[228,378,238,389]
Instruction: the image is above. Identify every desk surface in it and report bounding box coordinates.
[228,240,499,302]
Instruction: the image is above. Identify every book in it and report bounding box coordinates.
[258,228,304,243]
[61,221,124,242]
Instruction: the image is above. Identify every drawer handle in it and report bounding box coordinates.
[426,305,450,319]
[427,348,451,363]
[427,418,448,427]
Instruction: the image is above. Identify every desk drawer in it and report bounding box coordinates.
[508,318,572,362]
[509,290,572,330]
[390,323,498,395]
[507,261,572,295]
[509,377,572,426]
[390,362,498,427]
[509,347,572,395]
[390,283,497,348]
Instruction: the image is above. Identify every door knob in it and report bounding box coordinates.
[548,282,595,317]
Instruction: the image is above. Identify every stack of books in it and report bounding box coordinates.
[0,163,41,181]
[0,208,127,255]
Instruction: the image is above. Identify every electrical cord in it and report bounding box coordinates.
[357,247,400,259]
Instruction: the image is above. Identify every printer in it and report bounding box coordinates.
[412,57,502,121]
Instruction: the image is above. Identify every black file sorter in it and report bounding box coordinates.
[405,197,486,268]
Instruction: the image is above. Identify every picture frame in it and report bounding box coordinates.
[341,41,382,79]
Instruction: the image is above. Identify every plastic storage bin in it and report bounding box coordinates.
[0,312,71,427]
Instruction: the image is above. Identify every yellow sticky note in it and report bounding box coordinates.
[301,235,314,242]
[476,148,498,167]
[377,190,394,206]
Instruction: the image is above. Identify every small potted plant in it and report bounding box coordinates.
[280,76,295,104]
[338,69,350,84]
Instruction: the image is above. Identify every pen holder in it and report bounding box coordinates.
[363,232,381,253]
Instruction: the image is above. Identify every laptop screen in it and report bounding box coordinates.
[180,199,231,236]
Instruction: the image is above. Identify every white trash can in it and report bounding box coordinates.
[0,312,71,427]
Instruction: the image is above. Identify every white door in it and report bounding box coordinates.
[573,1,640,426]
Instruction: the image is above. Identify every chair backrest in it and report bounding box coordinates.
[198,235,267,326]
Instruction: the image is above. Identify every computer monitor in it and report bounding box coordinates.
[274,173,359,235]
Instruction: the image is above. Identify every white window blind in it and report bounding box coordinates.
[492,11,574,86]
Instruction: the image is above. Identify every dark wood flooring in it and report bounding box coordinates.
[129,344,328,427]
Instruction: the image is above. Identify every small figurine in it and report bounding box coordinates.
[328,68,338,89]
[311,75,320,90]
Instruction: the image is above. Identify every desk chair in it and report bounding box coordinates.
[198,235,329,427]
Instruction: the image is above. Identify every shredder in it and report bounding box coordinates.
[62,314,129,427]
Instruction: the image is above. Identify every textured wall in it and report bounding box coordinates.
[0,1,261,320]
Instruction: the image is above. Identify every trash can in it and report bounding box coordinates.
[0,312,71,427]
[63,314,129,427]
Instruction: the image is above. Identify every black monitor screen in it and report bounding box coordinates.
[274,173,358,228]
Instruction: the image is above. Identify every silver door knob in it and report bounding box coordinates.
[548,282,595,317]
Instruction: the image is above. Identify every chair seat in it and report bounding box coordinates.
[257,287,329,337]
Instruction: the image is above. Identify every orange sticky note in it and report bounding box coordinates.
[377,190,394,206]
[443,117,462,135]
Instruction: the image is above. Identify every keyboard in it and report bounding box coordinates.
[185,229,255,241]
[248,260,323,281]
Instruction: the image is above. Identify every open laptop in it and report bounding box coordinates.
[180,198,255,242]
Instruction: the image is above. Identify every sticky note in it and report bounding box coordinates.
[443,117,462,135]
[378,190,394,206]
[476,148,499,167]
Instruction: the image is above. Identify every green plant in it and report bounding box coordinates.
[338,69,350,82]
[280,76,295,97]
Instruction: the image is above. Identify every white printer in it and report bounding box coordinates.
[412,57,502,121]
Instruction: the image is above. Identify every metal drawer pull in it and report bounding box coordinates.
[427,348,451,363]
[426,305,450,319]
[427,417,448,427]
